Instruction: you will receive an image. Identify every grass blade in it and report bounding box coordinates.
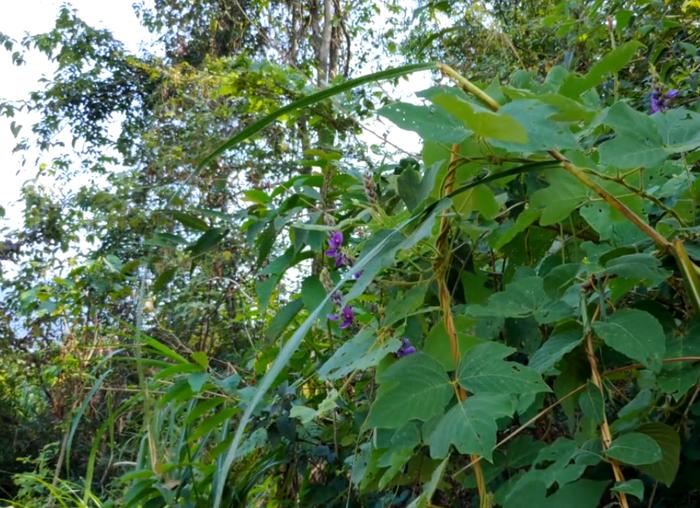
[198,62,435,168]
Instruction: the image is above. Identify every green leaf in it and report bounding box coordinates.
[529,329,582,373]
[265,298,304,341]
[172,211,209,232]
[465,276,574,324]
[382,283,428,327]
[603,253,671,286]
[406,456,450,508]
[191,407,238,441]
[366,353,453,429]
[560,41,643,97]
[607,432,662,465]
[430,93,528,143]
[599,102,667,169]
[397,161,441,211]
[317,328,401,380]
[502,87,596,122]
[653,107,700,153]
[504,479,608,508]
[187,228,227,257]
[301,275,327,312]
[531,170,587,225]
[494,100,578,152]
[423,319,481,371]
[579,383,605,425]
[153,267,177,293]
[457,342,550,395]
[612,479,644,501]
[427,393,513,460]
[637,422,681,486]
[378,102,469,144]
[187,372,209,393]
[143,336,189,364]
[593,309,665,367]
[145,232,187,248]
[199,62,436,168]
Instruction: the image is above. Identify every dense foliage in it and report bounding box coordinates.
[2,1,700,507]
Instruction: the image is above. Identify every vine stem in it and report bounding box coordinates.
[582,299,629,508]
[434,144,490,508]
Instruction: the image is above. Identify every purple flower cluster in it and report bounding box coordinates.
[650,88,679,113]
[395,338,417,358]
[323,232,418,357]
[324,231,362,278]
[328,305,355,329]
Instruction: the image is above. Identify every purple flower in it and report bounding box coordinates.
[324,231,343,258]
[353,270,363,280]
[327,313,339,321]
[339,305,354,329]
[650,88,679,113]
[395,337,417,358]
[335,252,350,268]
[650,90,662,113]
[331,291,343,306]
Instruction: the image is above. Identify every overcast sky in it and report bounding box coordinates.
[0,1,154,230]
[0,0,426,234]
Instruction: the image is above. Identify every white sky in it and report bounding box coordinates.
[0,0,154,230]
[0,0,426,234]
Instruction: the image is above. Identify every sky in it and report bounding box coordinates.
[0,0,427,234]
[0,0,155,230]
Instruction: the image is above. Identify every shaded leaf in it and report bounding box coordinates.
[607,432,662,465]
[593,309,665,367]
[366,353,453,429]
[458,342,550,395]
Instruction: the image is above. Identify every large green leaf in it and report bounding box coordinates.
[429,93,528,143]
[493,99,578,152]
[593,309,666,367]
[397,161,442,211]
[560,41,643,97]
[529,328,582,374]
[504,479,608,508]
[637,422,681,486]
[603,253,671,286]
[378,102,469,144]
[607,432,662,465]
[427,393,513,460]
[366,353,453,429]
[599,102,667,169]
[653,107,700,153]
[465,275,574,324]
[457,342,550,395]
[530,170,588,225]
[612,479,644,501]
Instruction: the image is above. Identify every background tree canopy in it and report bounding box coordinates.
[1,0,700,506]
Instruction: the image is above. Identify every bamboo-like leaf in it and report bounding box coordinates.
[65,369,112,474]
[673,239,700,313]
[198,62,435,168]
